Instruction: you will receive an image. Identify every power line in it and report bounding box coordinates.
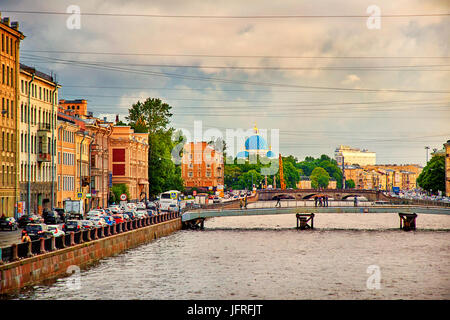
[20,54,450,93]
[58,94,449,105]
[21,55,450,71]
[5,10,450,19]
[21,50,450,59]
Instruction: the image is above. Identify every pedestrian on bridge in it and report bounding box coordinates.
[354,196,358,207]
[314,196,318,207]
[325,196,329,207]
[244,195,248,209]
[319,197,323,207]
[240,199,243,209]
[275,195,281,208]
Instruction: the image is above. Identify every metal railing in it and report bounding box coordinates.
[0,212,181,264]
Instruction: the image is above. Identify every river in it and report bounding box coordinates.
[14,213,450,300]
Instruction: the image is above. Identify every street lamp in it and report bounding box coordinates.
[425,146,430,164]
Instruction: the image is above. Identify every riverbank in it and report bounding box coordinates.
[0,218,182,296]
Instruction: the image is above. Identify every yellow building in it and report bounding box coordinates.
[56,115,78,208]
[75,129,92,211]
[109,125,149,202]
[0,16,24,217]
[296,177,337,189]
[445,140,450,197]
[19,64,59,215]
[335,145,376,166]
[344,164,422,191]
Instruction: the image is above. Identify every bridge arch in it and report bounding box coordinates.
[341,194,368,200]
[271,194,295,200]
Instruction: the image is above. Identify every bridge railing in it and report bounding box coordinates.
[0,212,182,264]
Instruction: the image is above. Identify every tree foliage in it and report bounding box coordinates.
[310,167,330,189]
[125,98,183,198]
[417,155,445,194]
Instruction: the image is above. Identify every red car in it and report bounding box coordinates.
[112,214,124,224]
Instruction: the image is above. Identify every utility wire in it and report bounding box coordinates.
[5,10,450,18]
[20,54,450,93]
[21,50,450,59]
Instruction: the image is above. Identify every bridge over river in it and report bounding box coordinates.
[181,202,450,229]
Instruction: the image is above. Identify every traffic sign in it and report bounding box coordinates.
[170,192,177,200]
[86,193,91,198]
[77,192,83,199]
[120,193,127,201]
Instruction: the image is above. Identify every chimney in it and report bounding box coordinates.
[103,117,107,122]
[11,21,19,30]
[115,114,119,123]
[2,17,10,26]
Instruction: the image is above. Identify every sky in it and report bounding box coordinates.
[2,0,449,166]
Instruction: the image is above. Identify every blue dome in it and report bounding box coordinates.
[236,150,250,158]
[245,135,268,151]
[266,150,276,158]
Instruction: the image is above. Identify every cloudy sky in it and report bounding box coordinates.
[3,0,449,165]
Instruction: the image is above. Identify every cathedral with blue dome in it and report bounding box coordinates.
[236,125,276,159]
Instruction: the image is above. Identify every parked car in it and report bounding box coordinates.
[136,202,146,210]
[63,220,83,233]
[123,211,136,220]
[18,215,34,228]
[213,197,221,204]
[102,216,116,226]
[80,220,95,230]
[135,210,148,219]
[47,225,65,237]
[30,214,44,224]
[112,214,125,224]
[0,217,18,231]
[146,209,156,217]
[25,224,51,240]
[168,204,179,213]
[89,218,108,227]
[44,211,62,225]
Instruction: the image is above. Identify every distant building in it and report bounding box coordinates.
[0,16,25,217]
[236,125,276,160]
[296,176,337,189]
[344,164,422,191]
[444,140,450,197]
[335,145,376,166]
[109,125,149,202]
[182,142,224,188]
[19,64,60,214]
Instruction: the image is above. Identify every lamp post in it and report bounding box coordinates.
[425,146,430,164]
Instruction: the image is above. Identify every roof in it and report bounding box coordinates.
[20,63,56,83]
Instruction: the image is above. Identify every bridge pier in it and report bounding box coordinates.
[399,213,417,231]
[182,218,205,230]
[296,213,314,230]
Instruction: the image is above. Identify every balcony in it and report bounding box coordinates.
[37,152,51,162]
[38,122,51,132]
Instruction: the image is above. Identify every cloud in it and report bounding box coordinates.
[3,0,449,166]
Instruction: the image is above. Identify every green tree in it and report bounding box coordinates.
[310,167,330,189]
[417,155,445,194]
[345,179,356,189]
[111,184,130,204]
[126,98,183,197]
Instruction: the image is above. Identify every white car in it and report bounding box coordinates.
[89,218,108,227]
[86,211,102,219]
[136,202,146,210]
[47,225,65,237]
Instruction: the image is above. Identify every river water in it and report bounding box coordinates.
[15,213,450,300]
